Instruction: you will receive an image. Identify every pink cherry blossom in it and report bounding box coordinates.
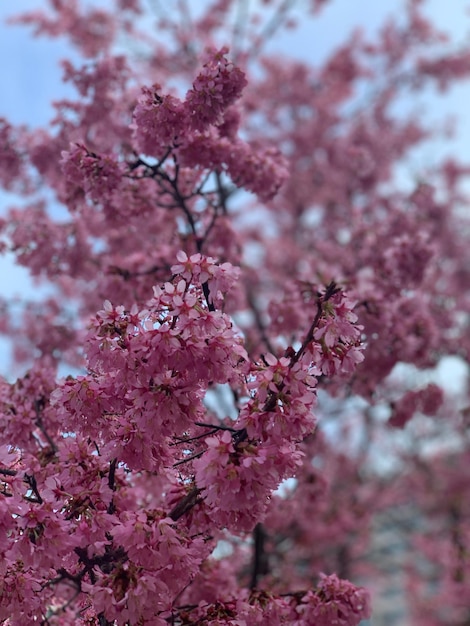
[186,47,248,131]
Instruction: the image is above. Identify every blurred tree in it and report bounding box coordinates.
[0,1,469,624]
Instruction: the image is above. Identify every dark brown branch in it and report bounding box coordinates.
[169,487,202,521]
[173,450,205,467]
[108,458,117,491]
[172,429,218,446]
[34,397,58,454]
[194,422,238,432]
[250,523,269,589]
[0,467,17,477]
[290,281,341,367]
[98,613,115,626]
[107,458,118,515]
[24,473,43,504]
[202,282,216,312]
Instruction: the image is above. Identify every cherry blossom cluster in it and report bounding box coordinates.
[10,1,124,58]
[0,256,369,623]
[132,46,247,152]
[53,253,248,474]
[186,47,248,131]
[389,382,445,428]
[60,144,124,205]
[0,119,24,191]
[193,284,364,531]
[131,47,288,201]
[177,573,370,625]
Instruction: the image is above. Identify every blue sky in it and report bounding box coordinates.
[0,3,79,126]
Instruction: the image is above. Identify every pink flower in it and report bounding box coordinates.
[132,87,188,156]
[186,47,247,131]
[295,574,370,625]
[61,143,124,202]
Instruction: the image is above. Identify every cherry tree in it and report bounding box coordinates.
[0,0,469,624]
